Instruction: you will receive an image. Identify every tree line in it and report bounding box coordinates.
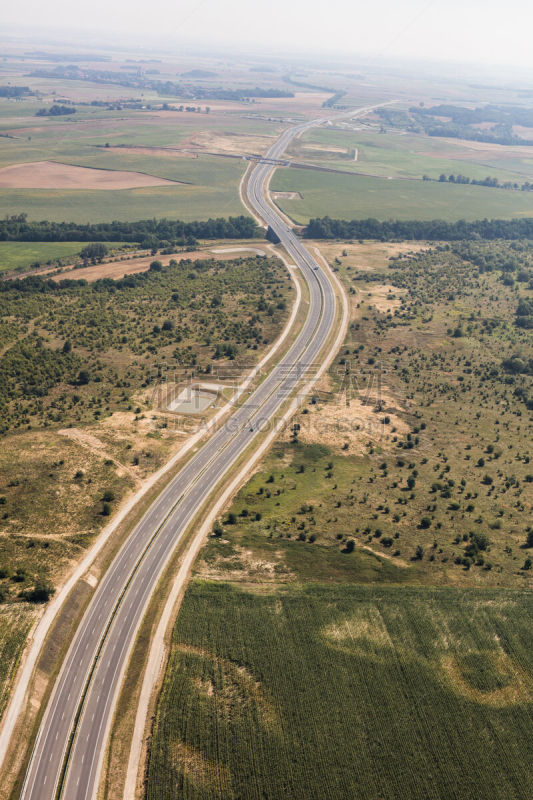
[304,216,533,241]
[29,66,293,101]
[0,85,33,98]
[0,214,260,243]
[426,173,533,192]
[36,104,76,117]
[377,104,533,147]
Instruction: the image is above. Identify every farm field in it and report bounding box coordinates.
[0,241,123,273]
[270,169,533,223]
[0,242,128,277]
[288,127,533,183]
[0,157,247,222]
[0,161,177,190]
[148,582,533,800]
[0,93,284,223]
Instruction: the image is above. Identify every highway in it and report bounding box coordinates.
[19,105,374,800]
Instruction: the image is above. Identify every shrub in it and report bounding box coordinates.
[21,581,54,603]
[77,369,90,385]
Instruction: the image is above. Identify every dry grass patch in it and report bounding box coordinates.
[309,240,432,272]
[441,650,533,707]
[169,740,232,793]
[184,130,275,156]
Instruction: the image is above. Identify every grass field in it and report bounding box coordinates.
[0,157,247,222]
[288,128,533,183]
[0,99,279,222]
[0,605,37,720]
[148,582,533,800]
[0,241,126,273]
[271,169,533,223]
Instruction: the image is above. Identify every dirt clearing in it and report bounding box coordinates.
[50,244,269,282]
[0,161,177,190]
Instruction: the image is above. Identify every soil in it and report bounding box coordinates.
[0,161,177,190]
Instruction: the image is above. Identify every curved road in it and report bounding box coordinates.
[20,104,376,800]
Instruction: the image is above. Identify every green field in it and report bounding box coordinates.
[0,605,37,720]
[0,155,247,223]
[0,98,277,222]
[0,241,126,273]
[289,128,533,183]
[0,185,245,225]
[271,169,533,223]
[148,582,533,800]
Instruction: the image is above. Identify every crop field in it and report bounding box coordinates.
[0,241,127,273]
[0,158,247,223]
[148,582,533,800]
[288,127,533,183]
[0,604,37,721]
[270,169,533,223]
[0,91,282,223]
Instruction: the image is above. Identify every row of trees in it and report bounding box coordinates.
[36,104,76,117]
[427,173,533,192]
[0,214,260,243]
[0,85,33,98]
[304,216,533,241]
[29,66,294,101]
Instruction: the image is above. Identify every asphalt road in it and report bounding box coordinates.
[19,105,375,800]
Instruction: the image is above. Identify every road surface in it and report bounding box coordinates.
[19,105,376,800]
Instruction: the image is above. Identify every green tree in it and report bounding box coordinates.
[80,243,108,261]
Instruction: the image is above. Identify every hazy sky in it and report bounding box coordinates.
[5,0,533,69]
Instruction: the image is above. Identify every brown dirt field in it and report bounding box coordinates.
[106,146,198,159]
[512,125,533,139]
[50,243,268,282]
[183,130,276,156]
[285,369,409,455]
[0,161,177,190]
[423,138,533,158]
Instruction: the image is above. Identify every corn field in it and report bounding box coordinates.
[147,582,533,800]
